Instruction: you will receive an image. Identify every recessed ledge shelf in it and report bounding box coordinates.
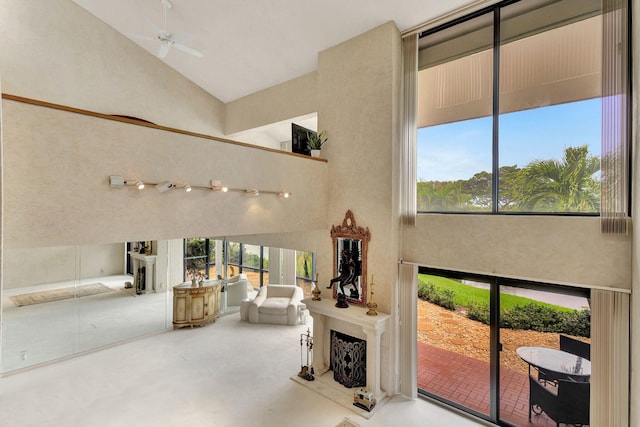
[1,93,327,162]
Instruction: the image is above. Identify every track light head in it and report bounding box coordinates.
[136,180,145,190]
[110,175,125,188]
[156,181,175,193]
[210,179,229,192]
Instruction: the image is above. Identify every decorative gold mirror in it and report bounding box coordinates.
[329,210,370,307]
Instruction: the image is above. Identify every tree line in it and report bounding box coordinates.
[417,145,600,213]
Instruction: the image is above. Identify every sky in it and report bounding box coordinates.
[417,98,602,182]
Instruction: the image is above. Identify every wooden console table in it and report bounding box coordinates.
[173,281,221,329]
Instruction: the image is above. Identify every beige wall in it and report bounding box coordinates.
[317,22,403,315]
[2,99,328,249]
[0,0,225,136]
[404,214,631,289]
[3,243,125,289]
[225,72,318,135]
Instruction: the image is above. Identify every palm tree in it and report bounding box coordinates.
[417,180,473,211]
[514,145,600,212]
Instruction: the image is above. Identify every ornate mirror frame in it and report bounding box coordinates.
[330,210,370,307]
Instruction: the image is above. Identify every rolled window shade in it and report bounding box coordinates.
[600,0,630,234]
[401,34,418,226]
[591,289,629,425]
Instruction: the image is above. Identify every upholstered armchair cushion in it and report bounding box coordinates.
[248,285,303,325]
[226,274,250,306]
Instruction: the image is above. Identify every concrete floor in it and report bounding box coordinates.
[0,277,488,427]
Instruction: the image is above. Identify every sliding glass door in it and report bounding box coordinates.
[417,268,591,427]
[417,273,492,418]
[498,284,591,426]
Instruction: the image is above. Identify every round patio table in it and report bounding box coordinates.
[516,346,591,382]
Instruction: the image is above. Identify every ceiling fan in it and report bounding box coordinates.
[128,0,203,59]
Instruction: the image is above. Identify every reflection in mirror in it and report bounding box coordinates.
[1,238,304,372]
[1,241,178,373]
[330,210,370,307]
[331,238,363,300]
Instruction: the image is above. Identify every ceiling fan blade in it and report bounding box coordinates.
[158,43,171,58]
[173,43,204,58]
[127,33,155,42]
[144,18,163,36]
[172,33,197,44]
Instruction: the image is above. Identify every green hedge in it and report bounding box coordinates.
[419,280,590,338]
[417,282,456,310]
[467,302,590,338]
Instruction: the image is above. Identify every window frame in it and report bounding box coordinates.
[416,0,628,216]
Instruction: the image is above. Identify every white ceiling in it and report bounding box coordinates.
[72,0,478,104]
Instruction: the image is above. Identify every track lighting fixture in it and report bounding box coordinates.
[109,176,289,199]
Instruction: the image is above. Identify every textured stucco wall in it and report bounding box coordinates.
[403,214,631,289]
[316,22,403,316]
[2,100,328,249]
[225,72,318,135]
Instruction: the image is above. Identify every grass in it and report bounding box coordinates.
[419,273,574,312]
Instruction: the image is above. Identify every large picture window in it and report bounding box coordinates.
[223,241,269,288]
[417,0,608,214]
[184,238,216,280]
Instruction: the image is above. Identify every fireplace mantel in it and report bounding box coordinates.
[129,251,157,294]
[302,297,390,403]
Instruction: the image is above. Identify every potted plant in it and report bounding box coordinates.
[307,130,327,157]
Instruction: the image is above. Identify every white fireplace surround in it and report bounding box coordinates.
[129,252,157,293]
[302,297,390,403]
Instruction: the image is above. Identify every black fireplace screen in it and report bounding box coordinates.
[330,330,366,388]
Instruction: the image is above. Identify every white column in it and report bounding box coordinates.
[310,312,328,373]
[215,240,223,278]
[281,249,296,285]
[268,247,281,284]
[363,325,383,399]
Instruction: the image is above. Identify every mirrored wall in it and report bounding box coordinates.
[1,240,184,373]
[1,238,316,373]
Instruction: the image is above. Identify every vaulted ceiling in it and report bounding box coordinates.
[72,0,478,104]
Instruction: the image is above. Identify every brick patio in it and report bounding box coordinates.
[418,342,564,426]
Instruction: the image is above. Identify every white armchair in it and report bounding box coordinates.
[226,274,250,306]
[248,285,304,325]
